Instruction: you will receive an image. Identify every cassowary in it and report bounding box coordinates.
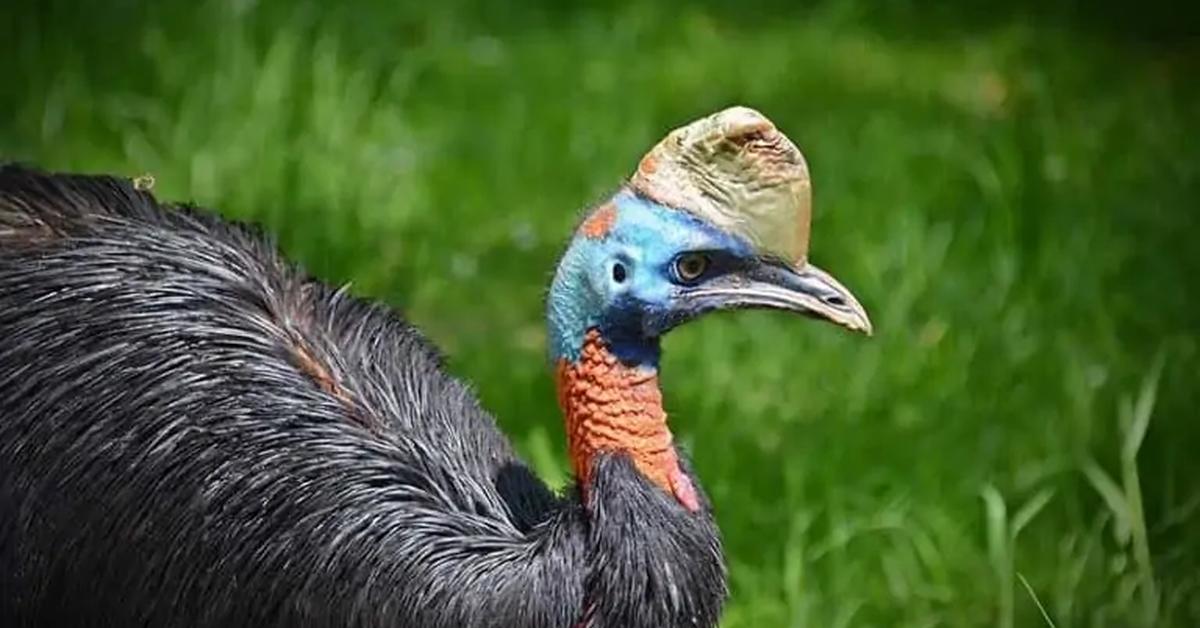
[0,106,871,628]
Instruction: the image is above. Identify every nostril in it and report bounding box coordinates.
[826,295,846,307]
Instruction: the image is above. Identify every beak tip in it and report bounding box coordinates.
[847,314,873,337]
[794,262,872,337]
[856,311,874,336]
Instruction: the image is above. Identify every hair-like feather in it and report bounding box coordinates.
[0,164,725,628]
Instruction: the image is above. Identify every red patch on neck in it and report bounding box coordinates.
[555,330,698,512]
[578,202,617,239]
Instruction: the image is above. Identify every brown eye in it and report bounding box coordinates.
[674,253,710,283]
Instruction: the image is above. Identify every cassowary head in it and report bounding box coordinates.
[547,106,872,366]
[547,107,873,512]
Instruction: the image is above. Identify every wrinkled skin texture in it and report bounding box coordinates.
[555,330,700,512]
[0,166,725,628]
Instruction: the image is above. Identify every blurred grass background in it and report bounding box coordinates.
[3,0,1198,625]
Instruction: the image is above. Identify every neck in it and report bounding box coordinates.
[553,329,700,512]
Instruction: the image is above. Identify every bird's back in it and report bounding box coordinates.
[0,165,576,627]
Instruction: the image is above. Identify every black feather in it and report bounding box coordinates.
[0,164,726,628]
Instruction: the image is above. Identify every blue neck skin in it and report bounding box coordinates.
[545,189,752,369]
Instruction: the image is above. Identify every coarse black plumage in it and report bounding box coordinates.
[0,164,726,628]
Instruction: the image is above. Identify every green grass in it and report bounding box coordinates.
[3,1,1199,625]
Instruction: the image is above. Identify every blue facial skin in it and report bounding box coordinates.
[546,190,756,368]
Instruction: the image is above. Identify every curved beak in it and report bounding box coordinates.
[674,260,873,335]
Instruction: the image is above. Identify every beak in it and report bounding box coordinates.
[677,260,873,335]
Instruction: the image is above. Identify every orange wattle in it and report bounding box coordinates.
[555,329,699,512]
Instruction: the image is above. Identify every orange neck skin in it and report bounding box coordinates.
[555,329,700,512]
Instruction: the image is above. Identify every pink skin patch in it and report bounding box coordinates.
[669,466,700,513]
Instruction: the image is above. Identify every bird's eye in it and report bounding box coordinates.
[612,262,627,283]
[674,253,710,283]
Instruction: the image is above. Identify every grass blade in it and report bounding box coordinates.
[1018,572,1057,628]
